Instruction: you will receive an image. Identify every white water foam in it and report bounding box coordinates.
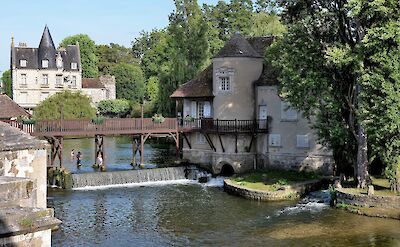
[201,176,225,187]
[273,190,331,217]
[73,179,196,191]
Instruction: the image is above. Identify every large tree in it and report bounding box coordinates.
[34,91,96,120]
[1,70,12,98]
[60,34,99,78]
[96,43,137,75]
[109,63,145,103]
[269,0,400,189]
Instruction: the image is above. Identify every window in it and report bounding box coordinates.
[20,74,27,87]
[42,74,48,85]
[56,75,63,87]
[106,89,110,99]
[40,92,49,101]
[71,76,77,87]
[268,134,281,147]
[219,76,230,91]
[281,101,298,121]
[71,62,77,70]
[42,60,49,68]
[297,135,310,148]
[20,92,28,103]
[20,60,27,67]
[198,102,204,118]
[216,67,234,93]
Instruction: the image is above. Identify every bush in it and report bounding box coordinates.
[97,99,131,118]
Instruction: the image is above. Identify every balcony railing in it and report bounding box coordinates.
[178,118,268,133]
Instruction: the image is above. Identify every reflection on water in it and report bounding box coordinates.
[49,184,400,247]
[62,137,175,173]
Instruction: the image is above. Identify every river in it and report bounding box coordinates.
[49,137,400,246]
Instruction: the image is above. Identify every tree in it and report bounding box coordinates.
[34,91,96,120]
[353,0,400,191]
[97,99,131,118]
[109,63,145,103]
[249,12,286,37]
[1,70,12,98]
[96,43,137,75]
[155,0,210,115]
[60,34,99,78]
[267,0,370,187]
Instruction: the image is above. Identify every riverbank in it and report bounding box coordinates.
[224,170,330,201]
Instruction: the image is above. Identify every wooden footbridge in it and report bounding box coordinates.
[2,118,267,168]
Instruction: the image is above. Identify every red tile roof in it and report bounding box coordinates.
[82,78,105,89]
[0,94,30,119]
[170,65,213,98]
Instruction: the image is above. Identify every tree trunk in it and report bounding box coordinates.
[356,124,369,188]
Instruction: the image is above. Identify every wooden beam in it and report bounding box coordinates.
[182,132,192,149]
[248,134,255,153]
[218,133,225,153]
[204,132,216,152]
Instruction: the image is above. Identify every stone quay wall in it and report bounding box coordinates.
[336,189,400,209]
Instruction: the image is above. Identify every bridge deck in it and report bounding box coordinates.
[1,118,268,137]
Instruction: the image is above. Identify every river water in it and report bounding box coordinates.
[49,137,400,246]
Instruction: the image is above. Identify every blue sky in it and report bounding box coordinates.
[0,0,220,73]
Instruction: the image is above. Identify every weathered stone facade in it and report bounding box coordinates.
[173,34,334,175]
[0,122,60,246]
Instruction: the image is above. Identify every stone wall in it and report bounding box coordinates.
[0,148,48,208]
[182,149,256,174]
[258,153,334,175]
[336,189,400,209]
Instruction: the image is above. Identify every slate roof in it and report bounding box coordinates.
[171,35,277,98]
[82,78,105,89]
[214,33,263,58]
[0,94,30,119]
[170,65,213,98]
[12,26,80,71]
[0,122,48,152]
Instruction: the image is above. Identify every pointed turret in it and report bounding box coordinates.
[38,25,56,69]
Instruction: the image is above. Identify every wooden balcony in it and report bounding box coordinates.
[178,118,268,133]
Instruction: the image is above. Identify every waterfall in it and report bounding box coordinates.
[71,167,187,188]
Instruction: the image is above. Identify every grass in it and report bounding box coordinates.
[231,169,322,192]
[341,176,400,196]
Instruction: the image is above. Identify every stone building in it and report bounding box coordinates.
[11,26,116,110]
[171,34,333,175]
[82,75,116,105]
[0,122,60,246]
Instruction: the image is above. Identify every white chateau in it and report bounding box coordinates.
[11,26,115,110]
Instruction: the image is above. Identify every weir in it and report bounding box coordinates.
[71,167,187,188]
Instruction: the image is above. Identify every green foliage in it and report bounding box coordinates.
[97,99,131,118]
[60,34,99,78]
[1,70,12,97]
[34,91,96,120]
[145,76,160,102]
[109,63,145,102]
[250,12,286,36]
[96,43,137,75]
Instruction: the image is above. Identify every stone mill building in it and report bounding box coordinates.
[171,34,334,175]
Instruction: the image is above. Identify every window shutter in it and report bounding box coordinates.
[269,134,281,147]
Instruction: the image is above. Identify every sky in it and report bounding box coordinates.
[0,0,220,73]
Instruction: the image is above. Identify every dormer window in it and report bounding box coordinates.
[71,62,77,70]
[42,60,49,68]
[20,60,27,67]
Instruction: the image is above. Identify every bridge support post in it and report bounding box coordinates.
[49,137,63,168]
[140,134,144,165]
[95,135,105,167]
[131,137,140,166]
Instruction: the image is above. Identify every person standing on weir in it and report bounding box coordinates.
[76,151,82,168]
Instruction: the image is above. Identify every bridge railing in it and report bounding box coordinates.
[178,118,268,133]
[32,118,178,136]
